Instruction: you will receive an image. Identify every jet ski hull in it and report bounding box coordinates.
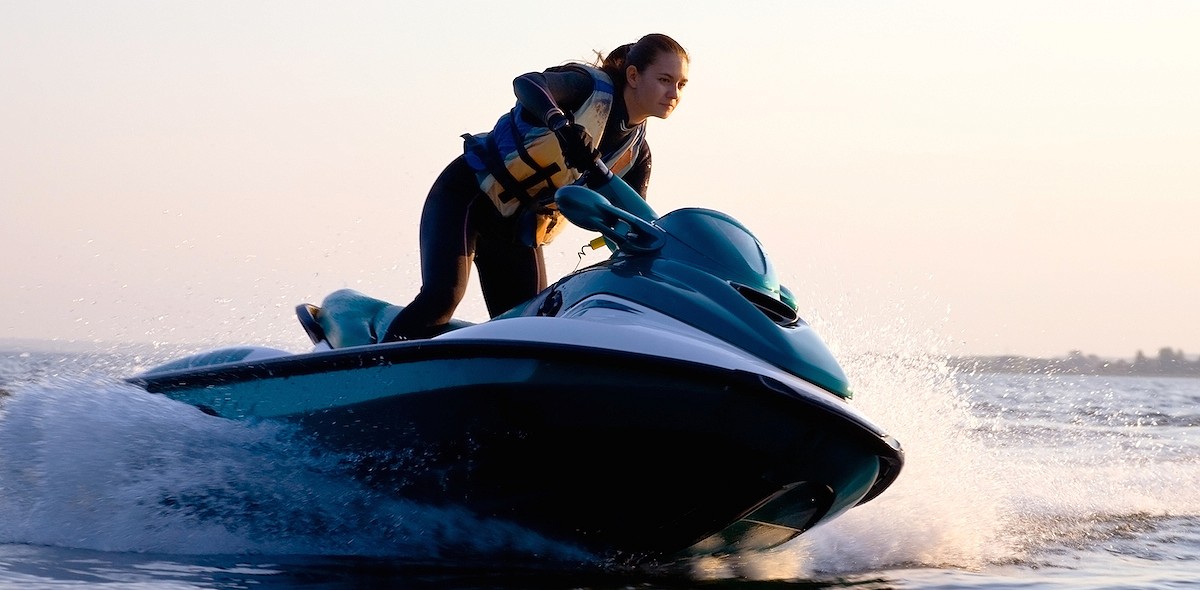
[133,338,901,559]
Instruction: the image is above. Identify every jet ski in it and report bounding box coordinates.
[129,163,903,561]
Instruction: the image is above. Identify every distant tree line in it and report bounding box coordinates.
[949,347,1200,377]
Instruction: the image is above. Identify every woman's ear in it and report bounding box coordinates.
[625,64,639,89]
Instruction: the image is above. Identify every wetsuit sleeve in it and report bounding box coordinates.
[512,65,593,126]
[620,141,652,199]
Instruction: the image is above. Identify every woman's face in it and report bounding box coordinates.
[625,52,689,124]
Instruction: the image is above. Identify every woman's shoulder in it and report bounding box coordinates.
[545,62,598,75]
[543,63,598,85]
[539,64,606,108]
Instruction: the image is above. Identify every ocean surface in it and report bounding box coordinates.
[0,342,1197,589]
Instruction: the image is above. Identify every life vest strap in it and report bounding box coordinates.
[463,132,559,207]
[502,110,562,202]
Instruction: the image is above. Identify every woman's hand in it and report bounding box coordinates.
[548,112,599,171]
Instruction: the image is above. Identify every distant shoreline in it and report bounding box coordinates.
[948,348,1200,377]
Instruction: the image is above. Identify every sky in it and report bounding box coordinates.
[2,1,1197,359]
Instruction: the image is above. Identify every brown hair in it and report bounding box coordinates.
[597,33,689,89]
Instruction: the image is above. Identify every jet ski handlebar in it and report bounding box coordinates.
[556,184,665,253]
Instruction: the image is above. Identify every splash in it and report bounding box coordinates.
[0,374,589,562]
[697,286,1200,580]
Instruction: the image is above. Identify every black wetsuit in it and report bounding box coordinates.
[382,65,651,341]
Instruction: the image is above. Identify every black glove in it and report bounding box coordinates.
[547,111,599,172]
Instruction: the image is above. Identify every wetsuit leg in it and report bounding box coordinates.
[382,156,480,341]
[474,234,544,317]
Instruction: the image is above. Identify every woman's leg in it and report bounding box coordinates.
[382,156,480,340]
[474,234,544,318]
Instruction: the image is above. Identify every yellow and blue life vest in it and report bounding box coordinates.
[463,65,645,222]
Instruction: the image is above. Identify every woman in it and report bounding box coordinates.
[383,33,689,341]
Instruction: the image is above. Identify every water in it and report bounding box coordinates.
[1,344,1197,589]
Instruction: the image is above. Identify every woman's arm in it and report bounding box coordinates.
[512,66,593,126]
